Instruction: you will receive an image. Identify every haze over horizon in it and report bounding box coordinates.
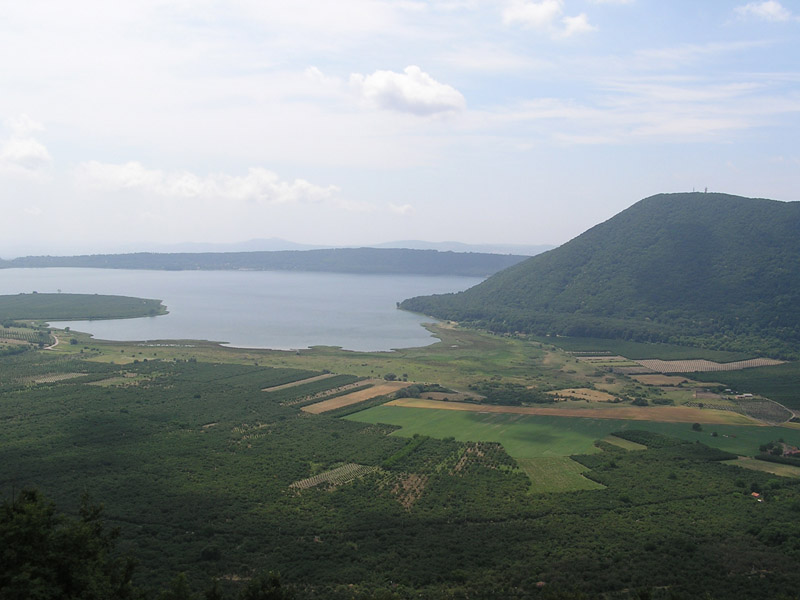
[2,1,799,255]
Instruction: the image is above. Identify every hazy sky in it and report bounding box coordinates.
[1,1,799,254]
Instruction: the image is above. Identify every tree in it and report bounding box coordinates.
[0,489,136,600]
[240,572,293,600]
[159,573,198,600]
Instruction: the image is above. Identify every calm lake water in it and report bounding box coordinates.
[0,268,481,351]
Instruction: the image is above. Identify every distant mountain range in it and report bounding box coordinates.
[400,192,800,357]
[0,248,528,278]
[0,239,553,259]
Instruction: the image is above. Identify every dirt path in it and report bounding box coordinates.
[44,334,59,350]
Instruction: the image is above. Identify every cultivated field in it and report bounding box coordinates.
[547,387,618,402]
[723,457,800,478]
[635,358,784,373]
[631,374,694,386]
[289,463,379,489]
[301,380,408,414]
[386,397,757,425]
[516,456,605,493]
[601,434,647,451]
[346,404,800,457]
[262,373,337,392]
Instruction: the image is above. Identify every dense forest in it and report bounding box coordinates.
[401,193,800,357]
[0,248,526,277]
[0,293,167,321]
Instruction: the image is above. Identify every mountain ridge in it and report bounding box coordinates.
[0,247,528,278]
[400,192,800,357]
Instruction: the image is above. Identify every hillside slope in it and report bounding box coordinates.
[401,193,800,357]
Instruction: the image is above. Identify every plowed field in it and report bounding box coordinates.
[302,380,409,414]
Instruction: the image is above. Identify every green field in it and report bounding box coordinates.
[346,404,800,458]
[532,335,754,361]
[691,361,800,409]
[724,457,800,478]
[516,456,605,492]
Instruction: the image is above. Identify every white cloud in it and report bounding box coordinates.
[0,115,51,174]
[440,44,553,71]
[350,66,466,115]
[1,138,52,169]
[502,0,596,37]
[735,1,794,21]
[388,203,415,215]
[6,114,45,136]
[560,13,597,37]
[481,72,800,146]
[76,162,344,207]
[502,0,563,29]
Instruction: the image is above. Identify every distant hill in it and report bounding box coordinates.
[0,239,551,259]
[371,241,554,256]
[2,248,527,278]
[401,193,800,357]
[0,293,167,321]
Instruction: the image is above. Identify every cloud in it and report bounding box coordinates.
[502,0,563,29]
[484,72,800,146]
[6,114,45,136]
[350,66,466,115]
[0,115,51,174]
[560,13,596,37]
[502,0,596,37]
[76,162,344,207]
[735,1,794,21]
[1,138,52,170]
[388,203,415,215]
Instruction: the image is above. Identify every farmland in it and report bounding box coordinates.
[301,380,409,414]
[345,402,800,457]
[5,319,800,598]
[381,397,757,424]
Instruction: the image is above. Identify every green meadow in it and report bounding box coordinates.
[346,404,800,459]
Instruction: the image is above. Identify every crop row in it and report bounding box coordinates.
[289,463,379,490]
[736,398,793,425]
[636,358,784,373]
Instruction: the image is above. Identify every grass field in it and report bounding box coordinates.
[345,404,800,458]
[531,335,755,361]
[723,457,800,478]
[516,457,605,493]
[601,434,647,450]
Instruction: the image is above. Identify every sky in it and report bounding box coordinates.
[1,0,799,256]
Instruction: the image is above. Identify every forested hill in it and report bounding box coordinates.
[401,192,800,357]
[2,248,527,277]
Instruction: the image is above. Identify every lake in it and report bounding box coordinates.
[0,268,481,351]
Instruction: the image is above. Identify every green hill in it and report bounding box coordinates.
[2,248,526,277]
[0,293,167,321]
[401,192,800,357]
